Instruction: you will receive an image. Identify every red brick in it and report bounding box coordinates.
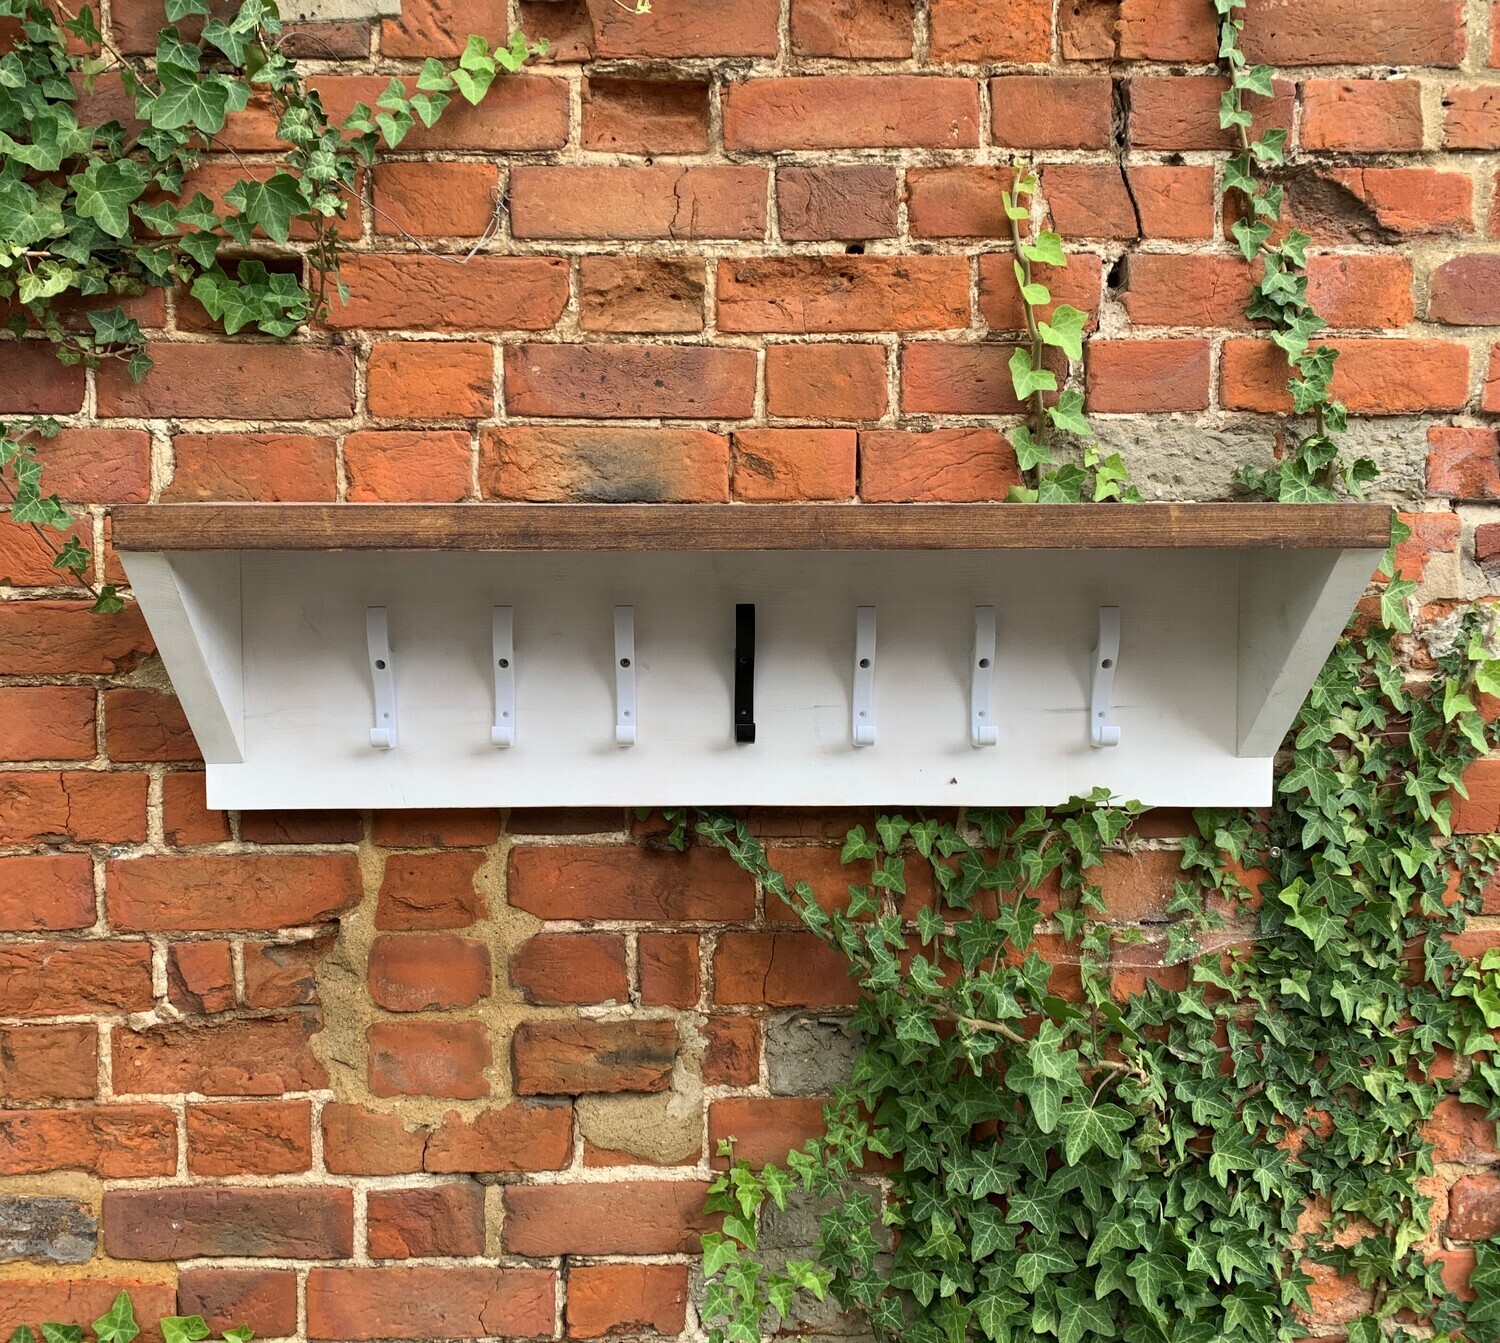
[307,1266,555,1340]
[861,428,1021,502]
[374,162,499,238]
[0,1283,175,1337]
[1444,85,1500,148]
[723,76,979,151]
[0,601,152,676]
[1476,523,1500,565]
[345,430,472,503]
[1222,338,1469,413]
[514,1018,677,1095]
[929,0,1049,58]
[709,1097,827,1168]
[0,340,86,413]
[178,1270,299,1338]
[1429,255,1500,324]
[240,810,360,844]
[511,933,629,1005]
[714,932,857,1007]
[1426,1096,1500,1164]
[578,257,706,335]
[703,1016,760,1085]
[113,1016,328,1096]
[1307,254,1415,328]
[187,1100,313,1176]
[906,166,1015,238]
[1322,167,1473,235]
[369,1020,491,1099]
[107,853,361,932]
[511,166,766,241]
[1487,347,1500,412]
[638,933,700,1008]
[23,428,151,503]
[582,78,710,153]
[369,935,491,1012]
[243,937,333,1008]
[732,429,857,502]
[377,0,498,54]
[766,344,888,421]
[991,76,1113,149]
[1115,0,1217,56]
[367,343,493,420]
[1451,1173,1500,1239]
[506,344,756,419]
[1129,75,1293,151]
[481,427,729,502]
[322,1102,427,1175]
[1126,167,1218,240]
[1123,255,1252,328]
[103,688,198,762]
[900,343,1035,416]
[1301,79,1424,151]
[776,166,898,242]
[0,770,146,844]
[105,1187,352,1259]
[97,343,355,418]
[1241,0,1463,65]
[719,257,969,334]
[503,1181,715,1255]
[979,255,1103,334]
[582,0,778,55]
[373,810,501,847]
[791,0,911,53]
[1046,164,1143,240]
[0,854,94,931]
[0,1103,173,1177]
[168,940,235,1014]
[168,433,338,501]
[0,942,152,1017]
[1450,757,1500,831]
[1429,428,1500,499]
[377,851,487,929]
[509,845,754,922]
[1087,340,1211,413]
[0,1023,97,1100]
[367,1182,485,1259]
[567,1264,689,1338]
[326,255,567,332]
[424,1102,574,1173]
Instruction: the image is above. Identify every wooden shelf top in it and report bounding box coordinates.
[111,502,1393,553]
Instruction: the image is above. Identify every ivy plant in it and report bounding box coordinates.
[7,1291,246,1343]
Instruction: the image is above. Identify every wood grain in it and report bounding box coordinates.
[112,503,1392,553]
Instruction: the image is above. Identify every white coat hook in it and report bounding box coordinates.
[971,606,998,748]
[1090,605,1121,748]
[614,605,636,746]
[367,607,396,750]
[852,606,876,747]
[491,606,515,747]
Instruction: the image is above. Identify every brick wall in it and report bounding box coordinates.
[2,0,1500,1333]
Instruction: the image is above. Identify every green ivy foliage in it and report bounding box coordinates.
[695,558,1500,1343]
[7,1291,245,1343]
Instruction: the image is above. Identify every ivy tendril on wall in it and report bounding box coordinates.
[8,1290,249,1343]
[0,0,538,609]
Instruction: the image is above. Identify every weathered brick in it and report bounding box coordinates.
[1046,164,1145,239]
[424,1103,574,1173]
[991,76,1113,149]
[512,933,629,1006]
[861,429,1021,503]
[766,344,888,421]
[513,1019,677,1094]
[97,343,355,419]
[709,1097,828,1168]
[512,166,766,241]
[168,433,338,501]
[113,1016,328,1096]
[187,1101,313,1176]
[377,851,487,930]
[791,0,913,56]
[1427,427,1500,499]
[639,933,701,1008]
[243,937,333,1008]
[369,935,491,1012]
[506,344,756,419]
[373,810,501,848]
[168,940,235,1014]
[1428,255,1500,324]
[1128,166,1218,239]
[326,255,568,332]
[1301,79,1424,151]
[344,430,472,503]
[367,1182,485,1259]
[0,341,86,413]
[322,1102,427,1176]
[24,428,151,502]
[239,810,360,845]
[718,257,969,334]
[368,1020,491,1098]
[0,602,152,676]
[0,1104,175,1176]
[178,1270,299,1339]
[979,255,1102,334]
[578,257,706,335]
[714,932,858,1007]
[0,1024,97,1101]
[105,1187,353,1259]
[373,162,499,238]
[1123,255,1253,328]
[1444,85,1500,148]
[703,1016,761,1086]
[582,78,710,153]
[776,166,898,242]
[509,845,754,921]
[1129,75,1293,150]
[906,166,1015,238]
[732,429,857,502]
[567,1264,689,1337]
[503,1181,715,1255]
[103,688,198,762]
[0,1194,96,1265]
[1450,1173,1500,1239]
[1321,167,1473,235]
[481,427,730,503]
[900,343,1032,416]
[582,0,778,55]
[0,1282,175,1338]
[0,855,94,932]
[723,77,980,150]
[929,0,1050,59]
[0,942,152,1017]
[1240,0,1463,66]
[0,771,146,844]
[107,854,361,931]
[307,1266,555,1340]
[1222,338,1469,413]
[1306,254,1415,328]
[367,343,493,420]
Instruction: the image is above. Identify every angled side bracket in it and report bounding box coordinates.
[852,605,876,747]
[734,603,756,744]
[367,606,397,750]
[491,605,515,747]
[614,605,636,746]
[971,605,998,747]
[1090,605,1120,749]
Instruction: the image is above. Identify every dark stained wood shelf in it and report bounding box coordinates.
[112,502,1393,553]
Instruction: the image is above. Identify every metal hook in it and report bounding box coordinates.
[1090,606,1121,748]
[491,606,515,747]
[971,606,998,747]
[852,606,876,747]
[367,607,396,750]
[614,605,636,746]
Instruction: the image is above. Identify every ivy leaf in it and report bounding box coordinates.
[1037,305,1086,361]
[1061,1099,1132,1163]
[1047,389,1091,438]
[1021,231,1066,267]
[1010,426,1052,472]
[93,1293,139,1343]
[223,172,304,243]
[149,67,232,133]
[40,1329,82,1343]
[157,1320,208,1343]
[1009,348,1057,401]
[1056,1286,1115,1343]
[1016,1245,1075,1292]
[69,159,149,238]
[163,0,210,17]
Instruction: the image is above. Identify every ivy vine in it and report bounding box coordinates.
[7,1291,241,1343]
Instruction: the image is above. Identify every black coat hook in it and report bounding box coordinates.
[735,603,755,743]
